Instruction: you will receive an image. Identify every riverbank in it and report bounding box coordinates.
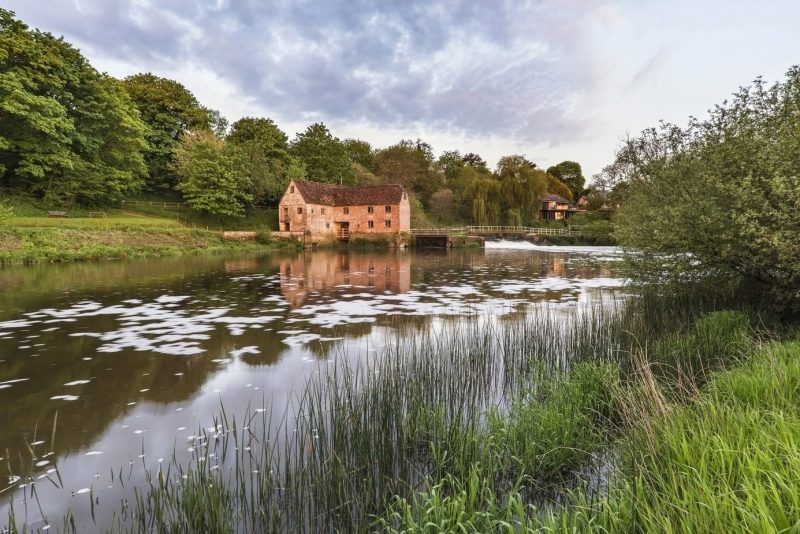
[0,226,299,265]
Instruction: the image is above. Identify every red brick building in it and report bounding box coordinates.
[278,180,411,240]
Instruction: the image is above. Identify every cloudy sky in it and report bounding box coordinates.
[6,0,800,177]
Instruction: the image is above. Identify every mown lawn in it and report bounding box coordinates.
[8,213,185,229]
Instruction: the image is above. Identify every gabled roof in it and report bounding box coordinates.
[292,180,406,206]
[542,193,572,204]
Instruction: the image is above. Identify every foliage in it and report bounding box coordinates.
[0,9,147,205]
[172,131,252,218]
[343,138,374,171]
[547,160,585,201]
[122,72,212,192]
[289,122,355,185]
[372,139,442,206]
[227,117,303,204]
[0,198,12,224]
[436,150,465,182]
[613,67,800,311]
[496,155,548,226]
[545,172,573,200]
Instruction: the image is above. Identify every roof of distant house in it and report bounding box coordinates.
[542,193,572,204]
[292,180,406,206]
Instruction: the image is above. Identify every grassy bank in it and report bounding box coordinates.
[6,287,789,532]
[0,193,297,264]
[0,226,297,265]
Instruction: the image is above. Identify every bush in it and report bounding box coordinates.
[612,67,800,312]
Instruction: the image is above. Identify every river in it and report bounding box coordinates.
[0,244,624,529]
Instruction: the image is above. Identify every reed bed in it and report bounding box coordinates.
[3,290,773,533]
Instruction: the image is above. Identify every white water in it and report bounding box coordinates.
[484,239,623,255]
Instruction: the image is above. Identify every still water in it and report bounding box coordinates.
[0,245,623,527]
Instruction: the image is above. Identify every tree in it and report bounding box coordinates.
[289,123,354,185]
[0,9,146,204]
[227,117,303,204]
[462,153,489,172]
[462,171,500,225]
[495,155,548,225]
[123,73,212,192]
[436,150,465,182]
[343,139,374,172]
[614,67,800,311]
[545,172,573,201]
[373,139,442,206]
[172,131,252,218]
[546,161,585,202]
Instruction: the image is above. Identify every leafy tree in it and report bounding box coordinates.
[429,188,457,223]
[436,150,465,182]
[123,73,212,192]
[0,9,146,204]
[462,170,501,225]
[373,139,442,206]
[208,108,229,138]
[495,155,548,225]
[614,67,800,311]
[172,130,252,218]
[289,123,354,185]
[343,139,374,172]
[546,161,585,202]
[462,152,489,172]
[227,117,302,204]
[545,173,573,201]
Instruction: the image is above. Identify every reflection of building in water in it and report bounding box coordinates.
[279,251,411,308]
[545,255,567,277]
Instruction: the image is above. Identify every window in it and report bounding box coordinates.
[283,207,288,217]
[343,207,349,215]
[290,186,295,193]
[385,220,392,228]
[367,206,374,214]
[321,207,326,214]
[385,205,392,213]
[297,207,302,214]
[368,220,374,229]
[326,222,330,229]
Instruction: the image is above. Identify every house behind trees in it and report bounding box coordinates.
[278,180,411,241]
[540,193,578,220]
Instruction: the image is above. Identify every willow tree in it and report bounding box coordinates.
[495,155,548,226]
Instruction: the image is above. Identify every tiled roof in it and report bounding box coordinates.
[542,193,572,204]
[293,180,406,206]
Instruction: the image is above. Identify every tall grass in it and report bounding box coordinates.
[2,292,772,532]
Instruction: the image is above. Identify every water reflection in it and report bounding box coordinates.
[279,250,411,308]
[0,247,623,527]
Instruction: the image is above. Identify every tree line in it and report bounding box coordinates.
[0,9,589,223]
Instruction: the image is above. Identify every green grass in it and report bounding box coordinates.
[8,214,185,229]
[0,226,297,265]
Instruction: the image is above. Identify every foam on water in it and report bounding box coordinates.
[485,239,622,255]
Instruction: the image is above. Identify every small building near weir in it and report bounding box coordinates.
[278,180,411,242]
[540,193,579,220]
